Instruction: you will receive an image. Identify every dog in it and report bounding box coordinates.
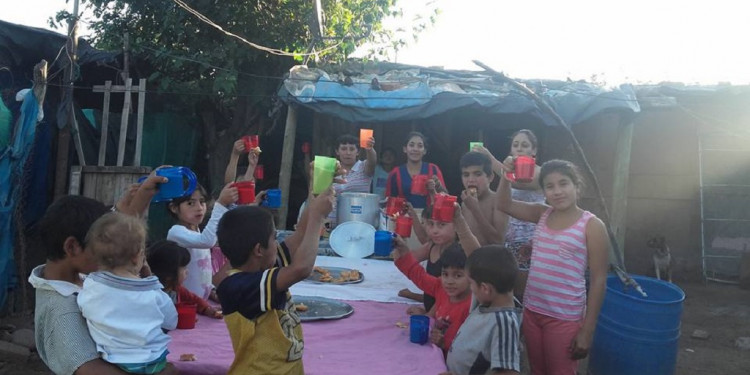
[647,235,672,282]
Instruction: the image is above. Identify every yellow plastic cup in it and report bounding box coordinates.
[313,155,337,194]
[469,142,484,151]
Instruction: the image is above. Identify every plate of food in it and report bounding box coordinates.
[305,266,364,284]
[293,296,354,321]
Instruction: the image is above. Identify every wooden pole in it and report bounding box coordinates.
[278,105,298,230]
[134,79,146,166]
[53,0,79,198]
[116,78,132,166]
[98,81,112,166]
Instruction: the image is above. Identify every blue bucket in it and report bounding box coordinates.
[589,275,685,375]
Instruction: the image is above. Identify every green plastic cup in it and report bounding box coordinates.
[313,155,337,194]
[469,142,484,151]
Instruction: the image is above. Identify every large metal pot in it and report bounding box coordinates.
[336,192,380,228]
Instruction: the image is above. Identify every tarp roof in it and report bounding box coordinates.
[278,63,641,125]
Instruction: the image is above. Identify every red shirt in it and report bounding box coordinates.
[395,252,471,353]
[177,285,211,315]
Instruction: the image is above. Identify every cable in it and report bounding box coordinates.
[172,0,341,57]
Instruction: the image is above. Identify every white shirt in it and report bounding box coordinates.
[77,271,177,365]
[167,203,228,299]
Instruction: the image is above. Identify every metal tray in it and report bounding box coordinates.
[293,296,354,321]
[305,266,364,284]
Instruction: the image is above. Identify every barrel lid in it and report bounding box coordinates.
[329,221,375,258]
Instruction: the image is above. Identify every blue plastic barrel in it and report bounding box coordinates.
[589,275,685,375]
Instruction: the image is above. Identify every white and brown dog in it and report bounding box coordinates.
[647,235,672,282]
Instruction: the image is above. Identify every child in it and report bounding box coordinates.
[397,206,458,314]
[444,245,521,375]
[328,134,377,226]
[459,151,507,246]
[77,213,177,374]
[497,159,608,375]
[167,182,237,299]
[393,240,472,354]
[147,240,222,319]
[475,129,544,299]
[386,131,446,209]
[215,187,334,375]
[224,137,260,185]
[371,147,396,200]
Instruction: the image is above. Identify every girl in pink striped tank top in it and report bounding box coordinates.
[496,159,609,375]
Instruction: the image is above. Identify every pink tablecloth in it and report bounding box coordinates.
[167,300,447,375]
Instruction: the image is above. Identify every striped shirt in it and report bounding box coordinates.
[524,208,593,321]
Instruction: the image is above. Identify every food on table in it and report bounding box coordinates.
[395,321,408,329]
[311,267,361,283]
[295,303,309,312]
[179,353,197,361]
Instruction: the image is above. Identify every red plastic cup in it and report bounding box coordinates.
[386,197,406,217]
[301,142,311,154]
[242,135,259,152]
[505,156,535,183]
[254,164,264,180]
[176,303,197,329]
[411,175,429,196]
[395,215,413,238]
[432,194,457,222]
[233,180,255,204]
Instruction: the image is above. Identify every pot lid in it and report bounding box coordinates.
[329,221,375,259]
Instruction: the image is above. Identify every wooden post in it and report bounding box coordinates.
[116,78,133,166]
[278,105,298,230]
[53,0,79,198]
[609,120,634,265]
[98,81,112,165]
[134,79,146,166]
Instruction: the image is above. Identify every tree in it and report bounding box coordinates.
[52,0,433,199]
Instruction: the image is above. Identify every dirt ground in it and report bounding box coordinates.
[1,281,749,375]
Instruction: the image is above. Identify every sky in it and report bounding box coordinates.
[3,0,749,85]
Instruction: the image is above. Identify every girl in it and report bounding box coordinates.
[167,183,237,300]
[147,240,222,319]
[477,129,545,298]
[386,131,446,209]
[497,159,608,375]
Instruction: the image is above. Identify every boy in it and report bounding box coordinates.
[215,188,334,375]
[444,246,521,375]
[393,240,473,354]
[459,151,507,245]
[28,175,177,375]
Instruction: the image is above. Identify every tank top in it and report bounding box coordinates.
[524,208,593,321]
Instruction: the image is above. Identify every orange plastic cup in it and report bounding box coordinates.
[176,303,197,329]
[359,129,373,148]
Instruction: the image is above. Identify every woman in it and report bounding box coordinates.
[385,131,446,209]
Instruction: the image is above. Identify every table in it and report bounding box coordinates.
[168,256,447,374]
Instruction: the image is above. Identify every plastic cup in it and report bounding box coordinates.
[313,156,337,194]
[176,303,197,329]
[432,194,457,222]
[139,166,198,203]
[301,142,311,154]
[411,175,429,196]
[395,215,413,238]
[264,188,282,208]
[409,315,430,344]
[233,181,256,204]
[469,141,484,151]
[505,156,536,183]
[359,129,373,148]
[254,164,264,180]
[374,230,393,257]
[242,135,259,152]
[386,197,406,217]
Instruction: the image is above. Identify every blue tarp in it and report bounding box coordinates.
[0,90,40,307]
[278,65,640,125]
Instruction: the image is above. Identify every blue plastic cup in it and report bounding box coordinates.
[264,189,282,208]
[410,315,430,344]
[374,230,393,257]
[138,167,197,202]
